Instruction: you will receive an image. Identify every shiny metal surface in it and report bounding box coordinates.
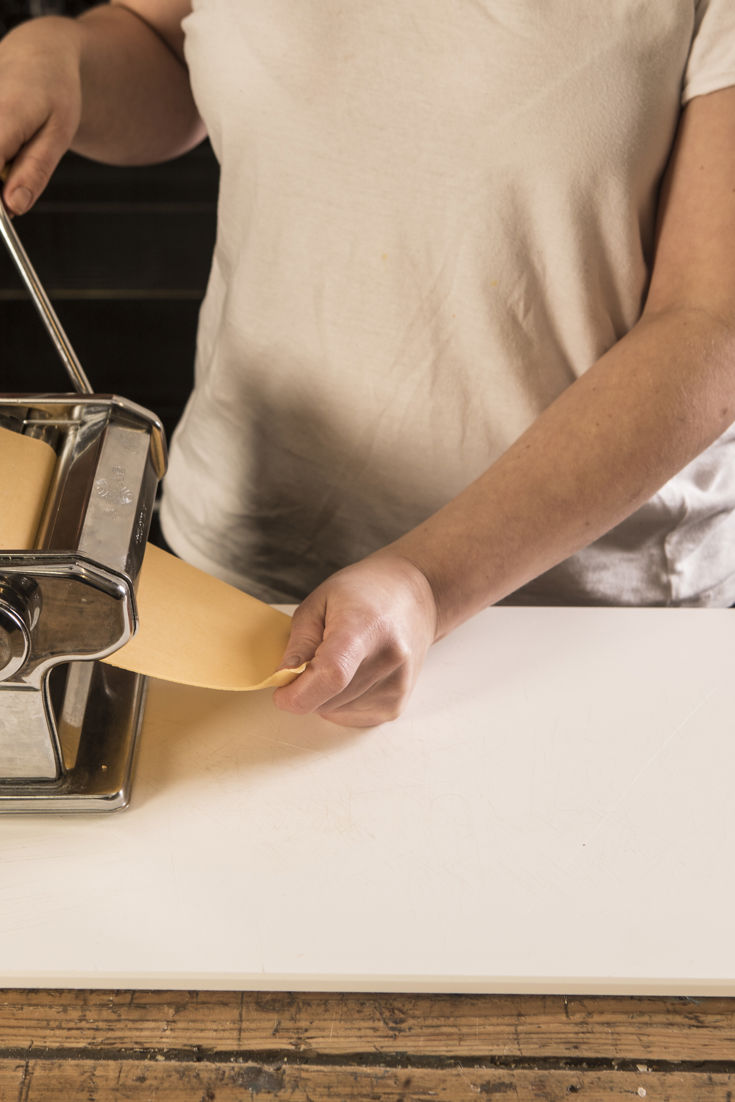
[0,201,93,394]
[80,421,155,576]
[0,557,134,783]
[0,664,145,811]
[0,586,31,681]
[57,660,94,770]
[0,396,166,809]
[0,684,59,779]
[0,555,134,683]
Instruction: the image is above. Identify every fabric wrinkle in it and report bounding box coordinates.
[163,0,735,608]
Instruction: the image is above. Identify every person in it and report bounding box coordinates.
[1,1,735,727]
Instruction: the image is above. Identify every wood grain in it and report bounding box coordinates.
[1,992,735,1100]
[1,991,735,1061]
[1,1058,733,1101]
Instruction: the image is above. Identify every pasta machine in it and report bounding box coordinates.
[0,199,166,812]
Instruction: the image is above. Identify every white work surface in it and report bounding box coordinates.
[0,607,733,995]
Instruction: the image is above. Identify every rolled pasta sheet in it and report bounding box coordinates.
[0,425,303,691]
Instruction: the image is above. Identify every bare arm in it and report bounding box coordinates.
[275,85,735,726]
[75,1,204,163]
[401,86,735,636]
[0,0,203,214]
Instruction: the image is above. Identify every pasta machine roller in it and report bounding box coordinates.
[0,197,166,811]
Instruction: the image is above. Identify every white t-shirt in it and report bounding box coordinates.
[161,0,735,605]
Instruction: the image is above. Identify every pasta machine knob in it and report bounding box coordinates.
[0,578,37,682]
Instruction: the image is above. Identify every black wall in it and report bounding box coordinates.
[1,147,219,440]
[0,0,90,35]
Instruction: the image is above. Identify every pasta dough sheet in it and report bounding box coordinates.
[0,425,303,691]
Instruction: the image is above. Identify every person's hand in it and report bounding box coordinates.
[272,552,438,727]
[0,17,83,214]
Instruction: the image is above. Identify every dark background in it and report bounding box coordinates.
[0,0,219,441]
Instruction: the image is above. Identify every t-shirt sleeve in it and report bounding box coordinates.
[682,0,735,104]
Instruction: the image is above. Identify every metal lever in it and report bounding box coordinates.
[0,198,93,395]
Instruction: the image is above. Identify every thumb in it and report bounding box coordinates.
[277,595,326,671]
[1,123,68,216]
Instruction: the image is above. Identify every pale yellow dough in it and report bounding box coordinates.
[0,425,303,691]
[0,424,57,552]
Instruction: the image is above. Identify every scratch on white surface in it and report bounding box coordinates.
[250,733,326,756]
[576,680,722,854]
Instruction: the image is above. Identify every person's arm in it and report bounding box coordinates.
[274,84,735,728]
[0,0,202,215]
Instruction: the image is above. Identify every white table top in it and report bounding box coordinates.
[1,606,733,994]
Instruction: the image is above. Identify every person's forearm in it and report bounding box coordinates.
[389,306,735,636]
[74,4,204,163]
[273,305,735,726]
[275,87,735,728]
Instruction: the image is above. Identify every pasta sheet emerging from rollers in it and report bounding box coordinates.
[0,426,303,691]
